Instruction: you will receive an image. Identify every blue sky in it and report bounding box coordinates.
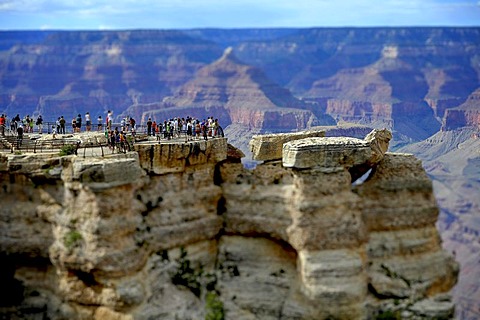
[0,0,479,30]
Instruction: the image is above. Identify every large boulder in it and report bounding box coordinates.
[249,129,325,162]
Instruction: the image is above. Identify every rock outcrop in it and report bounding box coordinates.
[0,129,457,319]
[249,129,326,162]
[442,88,480,130]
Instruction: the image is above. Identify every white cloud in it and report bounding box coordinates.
[0,1,16,11]
[0,0,478,29]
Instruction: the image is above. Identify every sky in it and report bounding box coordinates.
[0,0,479,30]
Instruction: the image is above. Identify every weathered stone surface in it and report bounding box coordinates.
[283,136,371,169]
[298,249,367,304]
[217,236,301,320]
[409,297,455,319]
[356,152,458,309]
[94,307,133,320]
[0,154,63,257]
[226,142,245,161]
[62,154,145,189]
[136,164,224,251]
[134,138,228,174]
[282,128,391,171]
[130,241,216,319]
[219,160,294,241]
[250,129,325,162]
[364,128,392,164]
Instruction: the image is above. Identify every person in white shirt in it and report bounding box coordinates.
[85,112,91,131]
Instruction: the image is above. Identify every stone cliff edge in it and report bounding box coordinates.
[0,129,458,320]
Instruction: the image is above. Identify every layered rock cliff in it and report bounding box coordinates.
[2,28,478,140]
[399,126,480,318]
[0,30,223,120]
[0,130,457,319]
[130,47,332,131]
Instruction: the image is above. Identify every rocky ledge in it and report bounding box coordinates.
[0,129,458,320]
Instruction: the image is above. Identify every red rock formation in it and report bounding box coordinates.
[156,47,325,130]
[443,89,480,130]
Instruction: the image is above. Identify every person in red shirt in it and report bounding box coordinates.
[0,114,5,136]
[152,121,157,137]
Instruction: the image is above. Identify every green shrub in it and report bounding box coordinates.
[205,292,224,320]
[59,144,77,156]
[375,310,401,320]
[171,247,225,319]
[64,230,82,248]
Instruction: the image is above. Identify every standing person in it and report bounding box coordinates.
[109,130,116,152]
[76,114,82,133]
[107,110,113,130]
[120,117,126,132]
[129,117,136,131]
[168,120,174,139]
[186,119,193,141]
[194,120,201,140]
[16,124,23,147]
[85,112,91,131]
[155,124,160,140]
[12,114,20,131]
[59,116,66,134]
[29,117,34,133]
[0,114,5,136]
[71,117,76,133]
[152,121,157,136]
[213,118,219,137]
[124,116,130,132]
[23,115,30,132]
[97,115,103,131]
[201,120,208,141]
[207,116,213,136]
[36,115,43,134]
[181,118,187,137]
[56,117,61,134]
[131,125,137,138]
[147,118,153,136]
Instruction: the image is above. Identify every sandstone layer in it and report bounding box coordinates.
[0,129,457,319]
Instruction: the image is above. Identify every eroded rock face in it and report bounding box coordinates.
[442,88,480,130]
[0,130,457,319]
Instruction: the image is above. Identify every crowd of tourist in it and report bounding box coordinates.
[143,116,224,141]
[0,113,44,136]
[0,111,225,151]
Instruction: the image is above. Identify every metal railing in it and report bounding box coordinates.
[0,135,81,154]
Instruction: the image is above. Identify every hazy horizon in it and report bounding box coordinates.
[1,0,479,31]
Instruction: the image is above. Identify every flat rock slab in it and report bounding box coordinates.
[250,130,325,162]
[282,137,372,169]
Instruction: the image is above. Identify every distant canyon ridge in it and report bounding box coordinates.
[1,27,480,318]
[1,28,479,142]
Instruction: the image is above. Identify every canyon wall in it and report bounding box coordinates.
[0,130,458,319]
[1,28,479,141]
